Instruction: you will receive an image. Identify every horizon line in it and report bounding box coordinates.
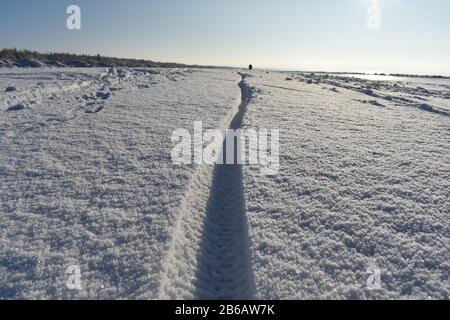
[1,48,449,78]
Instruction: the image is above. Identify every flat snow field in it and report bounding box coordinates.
[0,68,449,299]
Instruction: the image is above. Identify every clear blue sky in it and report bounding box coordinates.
[1,0,449,75]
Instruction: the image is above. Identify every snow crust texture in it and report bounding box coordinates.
[0,68,448,299]
[242,72,449,299]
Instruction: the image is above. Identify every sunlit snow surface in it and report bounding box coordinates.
[0,68,448,299]
[243,72,449,299]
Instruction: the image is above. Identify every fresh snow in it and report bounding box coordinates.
[0,68,448,299]
[242,72,449,300]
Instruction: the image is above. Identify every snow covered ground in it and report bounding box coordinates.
[0,67,448,299]
[242,72,450,300]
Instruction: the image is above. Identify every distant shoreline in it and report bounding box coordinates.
[260,68,450,80]
[1,48,448,79]
[0,48,230,70]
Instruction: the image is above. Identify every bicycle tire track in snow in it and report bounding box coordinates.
[158,74,256,300]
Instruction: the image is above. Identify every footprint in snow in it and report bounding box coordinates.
[84,102,104,114]
[96,90,111,100]
[5,86,18,92]
[6,102,29,112]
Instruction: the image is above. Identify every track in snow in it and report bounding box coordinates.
[194,75,255,299]
[158,74,256,300]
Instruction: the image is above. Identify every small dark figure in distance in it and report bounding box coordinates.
[249,64,253,71]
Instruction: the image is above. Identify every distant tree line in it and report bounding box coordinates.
[0,48,194,68]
